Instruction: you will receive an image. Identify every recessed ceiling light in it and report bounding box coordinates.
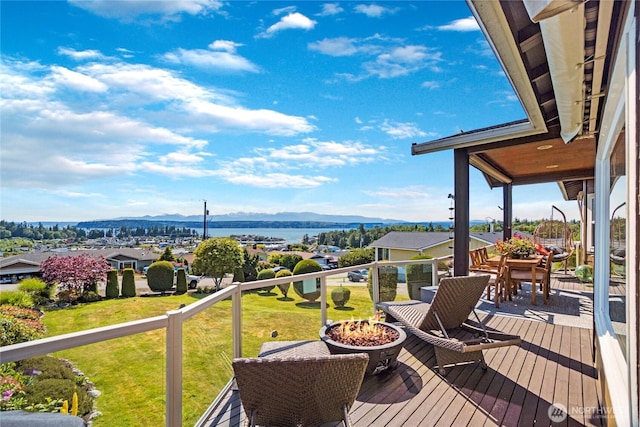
[537,144,553,150]
[546,164,559,169]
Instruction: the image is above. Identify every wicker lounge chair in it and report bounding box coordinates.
[232,348,368,427]
[378,275,521,375]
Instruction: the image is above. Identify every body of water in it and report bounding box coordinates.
[200,227,349,243]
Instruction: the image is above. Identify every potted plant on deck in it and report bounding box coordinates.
[495,233,536,259]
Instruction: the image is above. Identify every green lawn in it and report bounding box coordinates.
[42,285,409,426]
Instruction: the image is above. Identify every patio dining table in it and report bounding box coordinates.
[488,254,544,305]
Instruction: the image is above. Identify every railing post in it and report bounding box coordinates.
[320,276,327,326]
[166,310,182,427]
[431,259,438,285]
[372,262,380,315]
[232,285,242,358]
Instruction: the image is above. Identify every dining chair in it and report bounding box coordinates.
[470,253,507,307]
[507,255,553,304]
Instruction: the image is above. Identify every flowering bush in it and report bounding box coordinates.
[40,254,111,303]
[495,233,536,257]
[0,312,45,346]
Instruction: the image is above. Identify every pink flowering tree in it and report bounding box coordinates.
[40,254,112,301]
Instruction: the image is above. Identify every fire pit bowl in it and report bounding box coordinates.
[320,320,406,375]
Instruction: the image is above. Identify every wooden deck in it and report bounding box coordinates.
[200,275,603,427]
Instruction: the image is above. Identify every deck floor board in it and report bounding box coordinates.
[200,275,602,427]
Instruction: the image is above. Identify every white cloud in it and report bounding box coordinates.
[363,185,431,199]
[272,6,297,16]
[0,57,318,189]
[438,16,480,32]
[162,47,260,73]
[258,12,317,38]
[212,139,386,188]
[50,66,109,92]
[57,47,107,61]
[73,62,313,135]
[365,45,442,78]
[354,4,393,18]
[308,37,359,56]
[310,37,442,80]
[222,172,336,189]
[208,40,242,53]
[68,0,223,22]
[317,3,344,16]
[421,81,440,90]
[50,190,107,198]
[379,120,430,140]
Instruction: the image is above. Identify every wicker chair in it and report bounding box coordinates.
[232,350,368,427]
[533,205,575,273]
[378,275,521,375]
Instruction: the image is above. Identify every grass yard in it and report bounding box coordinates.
[41,285,409,426]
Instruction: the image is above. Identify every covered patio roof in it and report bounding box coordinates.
[410,0,629,276]
[411,0,626,201]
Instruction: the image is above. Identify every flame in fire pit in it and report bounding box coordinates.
[327,312,398,347]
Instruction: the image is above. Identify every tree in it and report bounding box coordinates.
[121,268,136,298]
[158,247,176,262]
[105,269,119,299]
[268,253,303,271]
[338,248,374,268]
[146,261,174,293]
[40,254,111,302]
[292,259,322,302]
[241,249,259,282]
[193,237,244,291]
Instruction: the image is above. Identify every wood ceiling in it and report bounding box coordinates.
[463,0,624,199]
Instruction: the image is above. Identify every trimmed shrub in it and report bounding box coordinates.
[0,291,33,308]
[105,269,119,299]
[406,255,433,300]
[23,378,93,416]
[146,261,174,293]
[85,281,98,294]
[16,356,75,381]
[367,264,398,302]
[77,291,101,303]
[121,268,136,298]
[232,266,245,283]
[292,260,322,302]
[338,248,375,267]
[331,286,351,308]
[17,278,52,306]
[275,269,293,298]
[256,269,276,293]
[175,268,187,294]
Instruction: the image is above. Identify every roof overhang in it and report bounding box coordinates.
[411,0,624,200]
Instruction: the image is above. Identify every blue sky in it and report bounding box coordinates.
[0,1,580,223]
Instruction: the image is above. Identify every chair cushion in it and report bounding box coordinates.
[510,270,546,281]
[545,245,563,255]
[0,411,86,427]
[258,340,331,358]
[611,248,626,258]
[535,243,550,255]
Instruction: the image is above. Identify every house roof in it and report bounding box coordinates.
[0,248,159,271]
[369,231,505,251]
[411,0,627,200]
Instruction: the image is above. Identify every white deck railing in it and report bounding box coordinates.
[0,258,446,426]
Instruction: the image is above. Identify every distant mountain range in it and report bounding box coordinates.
[28,212,489,230]
[111,212,405,224]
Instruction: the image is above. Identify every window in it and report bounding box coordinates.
[608,131,627,357]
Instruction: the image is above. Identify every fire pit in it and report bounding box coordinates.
[320,318,406,375]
